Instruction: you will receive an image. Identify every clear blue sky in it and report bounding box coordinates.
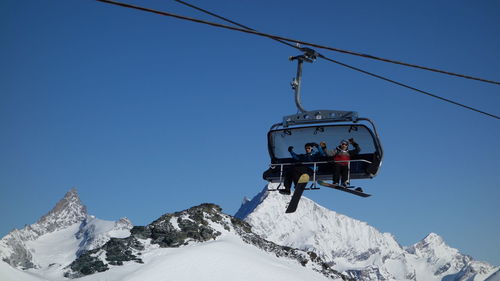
[1,0,499,265]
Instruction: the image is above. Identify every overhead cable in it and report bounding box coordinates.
[98,0,500,86]
[318,54,499,119]
[173,0,500,119]
[96,0,499,119]
[173,0,297,49]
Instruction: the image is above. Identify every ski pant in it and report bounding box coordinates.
[283,165,313,191]
[333,164,349,185]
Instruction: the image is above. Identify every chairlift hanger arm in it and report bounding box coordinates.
[287,49,359,124]
[289,48,321,113]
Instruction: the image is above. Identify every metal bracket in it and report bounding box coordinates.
[289,47,318,63]
[284,49,358,127]
[282,109,358,127]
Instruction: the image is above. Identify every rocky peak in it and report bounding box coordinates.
[405,232,475,279]
[421,233,444,247]
[0,188,89,269]
[116,217,133,229]
[33,188,88,235]
[407,233,458,258]
[3,188,88,243]
[131,203,227,247]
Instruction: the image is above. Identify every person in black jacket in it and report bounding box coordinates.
[280,143,325,195]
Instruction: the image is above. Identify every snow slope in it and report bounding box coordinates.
[0,262,43,281]
[1,234,340,281]
[18,217,132,280]
[73,234,340,281]
[75,216,132,256]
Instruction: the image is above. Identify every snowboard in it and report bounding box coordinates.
[317,180,371,197]
[285,174,309,213]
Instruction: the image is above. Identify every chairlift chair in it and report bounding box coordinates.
[263,49,383,193]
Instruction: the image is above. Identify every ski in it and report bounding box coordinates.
[317,180,371,197]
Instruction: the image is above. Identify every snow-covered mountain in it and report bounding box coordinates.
[1,186,498,281]
[0,188,88,269]
[0,189,132,279]
[0,189,350,281]
[405,233,497,281]
[235,184,499,281]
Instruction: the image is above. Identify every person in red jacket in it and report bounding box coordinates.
[322,138,361,187]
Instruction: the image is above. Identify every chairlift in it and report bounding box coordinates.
[263,49,383,195]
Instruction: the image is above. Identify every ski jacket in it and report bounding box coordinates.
[330,143,361,166]
[289,146,325,169]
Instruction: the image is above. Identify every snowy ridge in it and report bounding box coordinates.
[485,269,500,281]
[65,203,350,280]
[236,184,499,281]
[75,216,132,256]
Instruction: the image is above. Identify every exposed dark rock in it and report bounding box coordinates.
[66,235,144,277]
[65,249,108,278]
[435,262,451,275]
[102,236,144,264]
[135,203,223,248]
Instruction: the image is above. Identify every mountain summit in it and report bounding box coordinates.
[0,188,131,274]
[236,184,499,281]
[30,188,88,237]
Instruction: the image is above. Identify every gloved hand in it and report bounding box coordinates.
[288,146,294,152]
[320,141,327,148]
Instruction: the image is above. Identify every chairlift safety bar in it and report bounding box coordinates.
[270,159,372,185]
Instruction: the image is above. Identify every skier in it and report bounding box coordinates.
[280,143,324,195]
[322,139,361,187]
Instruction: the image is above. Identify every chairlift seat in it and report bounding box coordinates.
[263,122,383,183]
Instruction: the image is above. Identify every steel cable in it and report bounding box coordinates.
[96,0,499,119]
